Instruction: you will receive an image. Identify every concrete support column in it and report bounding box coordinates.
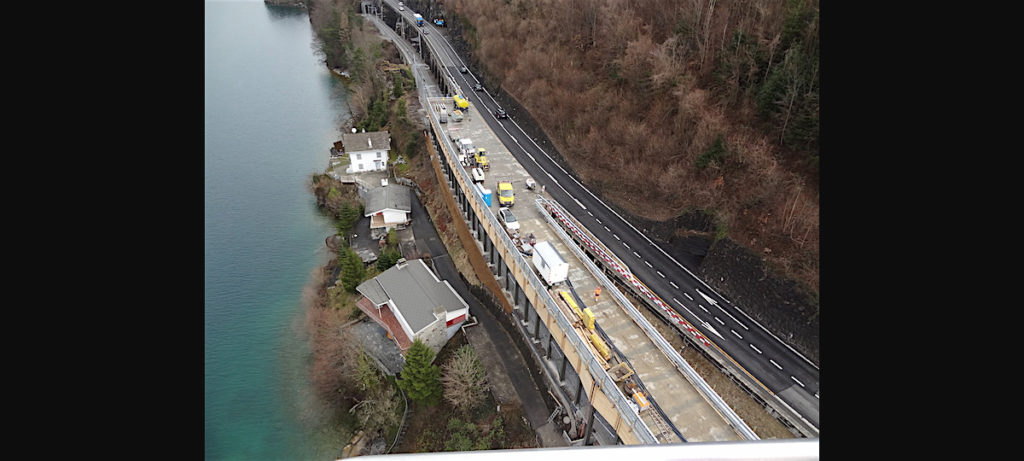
[583,402,596,446]
[536,305,544,336]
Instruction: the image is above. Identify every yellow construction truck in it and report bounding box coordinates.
[453,94,469,111]
[474,148,489,171]
[497,180,514,207]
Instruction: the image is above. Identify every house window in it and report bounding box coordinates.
[356,153,361,160]
[377,152,382,158]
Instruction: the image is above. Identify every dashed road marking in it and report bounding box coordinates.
[791,376,805,387]
[657,270,665,278]
[614,234,620,240]
[714,316,724,325]
[750,344,762,354]
[699,304,708,313]
[644,260,652,268]
[770,359,783,370]
[633,251,640,258]
[669,281,678,289]
[684,293,693,301]
[731,329,743,339]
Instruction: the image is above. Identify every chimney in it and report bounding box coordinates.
[368,137,372,148]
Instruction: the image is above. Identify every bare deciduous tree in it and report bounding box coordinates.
[441,345,487,414]
[352,382,401,435]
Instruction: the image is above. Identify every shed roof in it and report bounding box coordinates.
[341,131,391,153]
[356,259,469,333]
[365,184,412,215]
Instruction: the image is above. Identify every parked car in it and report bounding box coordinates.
[498,207,520,231]
[474,83,483,91]
[460,66,468,74]
[494,108,508,119]
[399,5,404,10]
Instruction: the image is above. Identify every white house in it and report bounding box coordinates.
[355,258,470,354]
[341,130,391,173]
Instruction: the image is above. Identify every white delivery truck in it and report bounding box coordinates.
[532,241,568,286]
[458,138,475,156]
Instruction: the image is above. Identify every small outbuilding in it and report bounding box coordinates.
[364,182,411,239]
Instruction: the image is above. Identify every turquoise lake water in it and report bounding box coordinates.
[205,1,352,459]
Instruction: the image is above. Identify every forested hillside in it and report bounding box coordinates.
[428,0,819,301]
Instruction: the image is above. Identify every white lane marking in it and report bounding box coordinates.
[669,281,678,289]
[702,322,724,339]
[604,226,610,232]
[644,260,652,268]
[672,298,696,317]
[672,298,723,340]
[656,270,665,278]
[714,316,724,325]
[697,288,749,331]
[587,211,593,216]
[633,251,640,258]
[510,136,516,143]
[595,218,601,224]
[814,391,819,399]
[698,304,708,313]
[623,242,630,249]
[770,359,783,370]
[791,376,805,387]
[750,344,762,354]
[614,234,620,240]
[731,329,743,339]
[684,293,693,301]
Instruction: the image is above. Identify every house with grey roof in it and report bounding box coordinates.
[364,182,411,237]
[340,130,391,173]
[355,258,470,354]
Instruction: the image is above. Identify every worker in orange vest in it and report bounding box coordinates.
[594,286,602,301]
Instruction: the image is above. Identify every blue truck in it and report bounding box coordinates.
[413,13,424,26]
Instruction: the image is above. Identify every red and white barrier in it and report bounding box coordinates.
[542,200,711,347]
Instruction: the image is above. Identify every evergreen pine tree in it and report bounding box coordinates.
[398,339,441,406]
[341,247,366,293]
